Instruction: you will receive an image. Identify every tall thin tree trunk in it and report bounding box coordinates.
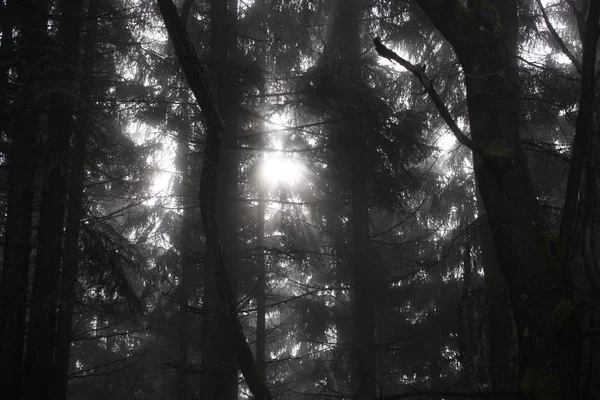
[334,0,377,396]
[580,110,600,400]
[255,0,268,376]
[332,214,353,392]
[479,214,515,395]
[458,243,477,389]
[53,3,98,399]
[176,104,194,400]
[351,166,376,399]
[319,0,376,396]
[256,186,267,378]
[200,0,239,398]
[24,2,84,398]
[0,0,15,139]
[0,1,49,397]
[157,1,273,398]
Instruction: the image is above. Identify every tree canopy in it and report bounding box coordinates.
[0,0,599,399]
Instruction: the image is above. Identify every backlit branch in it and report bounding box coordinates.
[373,37,483,156]
[535,0,582,74]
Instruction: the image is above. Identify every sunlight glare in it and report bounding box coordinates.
[259,153,303,187]
[437,132,456,152]
[259,112,305,187]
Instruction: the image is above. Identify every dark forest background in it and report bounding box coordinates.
[0,0,599,399]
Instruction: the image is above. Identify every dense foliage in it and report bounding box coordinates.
[0,0,598,399]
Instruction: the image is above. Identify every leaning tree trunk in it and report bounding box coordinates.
[157,1,273,399]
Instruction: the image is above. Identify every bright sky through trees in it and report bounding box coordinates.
[3,0,594,397]
[259,112,305,188]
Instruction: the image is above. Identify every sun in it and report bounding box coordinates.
[437,132,457,152]
[259,152,303,187]
[258,113,305,187]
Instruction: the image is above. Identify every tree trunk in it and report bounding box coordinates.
[458,243,477,388]
[175,103,194,400]
[0,0,15,137]
[351,164,376,399]
[330,204,354,393]
[334,0,377,396]
[255,0,267,378]
[256,186,267,378]
[479,211,516,395]
[53,3,98,399]
[0,1,49,397]
[24,2,84,398]
[200,0,240,398]
[320,0,376,396]
[580,107,600,400]
[558,0,600,259]
[156,1,273,399]
[416,0,587,396]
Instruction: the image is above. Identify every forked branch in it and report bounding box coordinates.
[373,37,483,156]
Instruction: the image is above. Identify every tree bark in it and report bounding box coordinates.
[53,3,98,399]
[351,165,376,399]
[415,0,589,396]
[176,103,194,400]
[329,202,354,392]
[334,0,377,396]
[479,209,516,395]
[558,0,600,260]
[255,0,267,378]
[200,0,240,398]
[0,0,15,138]
[579,102,600,399]
[256,186,267,378]
[458,243,477,388]
[24,1,84,398]
[321,0,377,396]
[156,1,273,399]
[0,1,49,397]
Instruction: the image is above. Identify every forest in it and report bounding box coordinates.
[0,0,599,399]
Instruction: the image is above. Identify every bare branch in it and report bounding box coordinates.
[373,37,484,156]
[535,0,582,74]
